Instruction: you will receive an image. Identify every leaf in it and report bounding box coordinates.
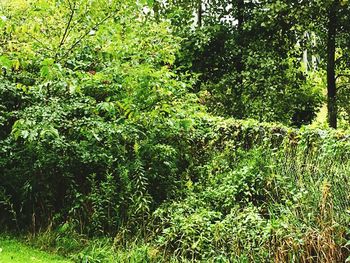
[40,65,50,77]
[21,130,29,139]
[41,58,54,66]
[13,60,20,70]
[0,56,12,69]
[181,119,193,130]
[340,0,348,6]
[40,126,59,139]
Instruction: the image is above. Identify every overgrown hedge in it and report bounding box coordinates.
[1,103,350,229]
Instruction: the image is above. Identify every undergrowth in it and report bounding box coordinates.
[19,121,350,262]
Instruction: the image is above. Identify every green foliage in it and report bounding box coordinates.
[0,0,197,234]
[151,140,350,261]
[161,0,324,126]
[338,68,350,124]
[1,1,350,262]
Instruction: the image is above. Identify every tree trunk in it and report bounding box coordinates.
[153,0,160,22]
[236,0,244,86]
[327,1,338,128]
[234,0,245,117]
[197,0,202,27]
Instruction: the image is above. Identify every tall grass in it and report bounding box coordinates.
[146,141,350,262]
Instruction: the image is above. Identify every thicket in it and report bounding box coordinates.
[21,121,350,262]
[2,98,350,261]
[0,0,350,262]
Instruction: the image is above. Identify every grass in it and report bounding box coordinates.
[0,236,71,263]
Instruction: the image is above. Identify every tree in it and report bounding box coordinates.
[297,0,350,128]
[156,0,323,126]
[0,0,196,231]
[326,1,338,128]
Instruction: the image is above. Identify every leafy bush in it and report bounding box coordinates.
[0,0,197,233]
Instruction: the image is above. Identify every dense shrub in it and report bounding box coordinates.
[150,137,350,261]
[0,0,196,234]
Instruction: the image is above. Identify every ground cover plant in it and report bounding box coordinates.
[0,0,350,262]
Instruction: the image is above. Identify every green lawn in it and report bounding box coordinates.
[0,236,71,263]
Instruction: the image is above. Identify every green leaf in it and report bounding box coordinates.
[0,56,12,69]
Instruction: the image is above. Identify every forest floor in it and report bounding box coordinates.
[0,236,71,263]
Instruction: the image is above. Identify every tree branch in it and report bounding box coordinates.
[55,0,76,58]
[64,6,90,37]
[26,32,55,52]
[59,10,118,61]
